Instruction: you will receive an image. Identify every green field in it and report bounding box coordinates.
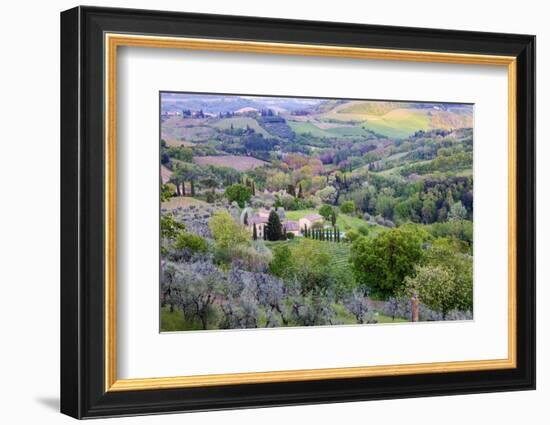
[266,237,351,274]
[288,120,374,139]
[325,125,373,137]
[287,121,332,138]
[361,110,431,139]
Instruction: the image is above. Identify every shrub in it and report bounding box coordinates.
[173,232,208,254]
[404,264,470,319]
[227,244,272,272]
[344,229,360,243]
[224,183,252,208]
[160,214,185,240]
[315,186,337,204]
[160,183,177,202]
[340,200,356,214]
[209,211,249,249]
[318,204,334,220]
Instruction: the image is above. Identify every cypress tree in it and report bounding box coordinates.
[287,184,295,197]
[263,225,267,241]
[303,224,308,238]
[331,210,337,227]
[266,210,284,241]
[253,223,258,241]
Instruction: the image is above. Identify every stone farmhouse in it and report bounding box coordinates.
[298,213,324,231]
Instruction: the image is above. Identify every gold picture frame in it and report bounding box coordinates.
[104,33,517,392]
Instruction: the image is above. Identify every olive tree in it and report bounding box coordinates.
[163,259,225,330]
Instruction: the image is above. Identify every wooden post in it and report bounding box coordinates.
[411,293,419,322]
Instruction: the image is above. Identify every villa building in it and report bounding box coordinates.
[283,220,300,236]
[298,213,324,231]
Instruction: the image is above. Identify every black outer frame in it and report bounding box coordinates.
[60,5,535,419]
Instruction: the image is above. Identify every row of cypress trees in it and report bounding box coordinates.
[302,224,341,242]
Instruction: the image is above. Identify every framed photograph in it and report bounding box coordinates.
[60,6,535,419]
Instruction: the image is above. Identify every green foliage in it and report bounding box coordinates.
[375,194,396,220]
[427,220,473,247]
[224,183,252,208]
[330,210,337,226]
[290,240,336,294]
[160,214,185,240]
[316,186,337,204]
[278,194,315,211]
[160,306,203,332]
[400,151,473,176]
[166,146,193,162]
[160,183,177,202]
[405,265,457,317]
[448,201,468,221]
[340,200,356,214]
[318,204,334,220]
[173,232,208,253]
[269,245,295,278]
[265,210,285,241]
[344,229,360,243]
[402,237,473,317]
[350,227,424,298]
[209,211,249,249]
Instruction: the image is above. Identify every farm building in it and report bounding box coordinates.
[257,208,271,219]
[299,214,324,231]
[282,220,300,236]
[247,215,268,239]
